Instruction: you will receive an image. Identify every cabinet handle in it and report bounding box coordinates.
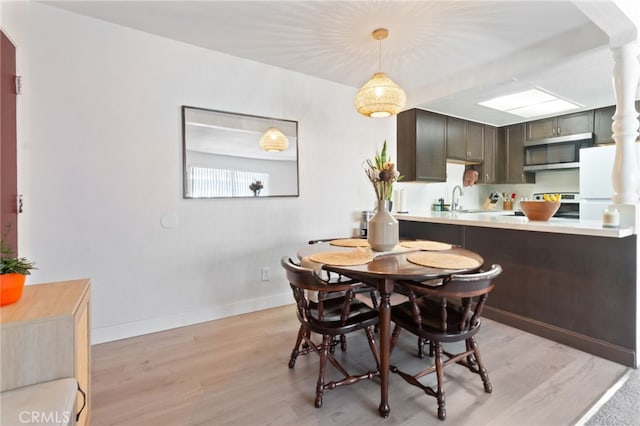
[557,126,561,134]
[552,128,556,135]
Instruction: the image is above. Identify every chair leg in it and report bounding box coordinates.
[364,326,380,369]
[340,334,347,352]
[470,337,492,393]
[435,342,446,420]
[289,326,306,368]
[302,330,311,350]
[315,334,331,408]
[390,323,402,354]
[465,339,477,366]
[417,337,426,359]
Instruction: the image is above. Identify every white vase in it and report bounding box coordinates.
[368,200,399,251]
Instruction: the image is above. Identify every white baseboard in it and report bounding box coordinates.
[91,292,292,345]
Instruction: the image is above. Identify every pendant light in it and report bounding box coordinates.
[259,126,289,152]
[354,28,406,118]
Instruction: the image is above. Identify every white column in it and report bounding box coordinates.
[611,42,640,204]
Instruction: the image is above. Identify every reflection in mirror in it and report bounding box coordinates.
[182,106,299,198]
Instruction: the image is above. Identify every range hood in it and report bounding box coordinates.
[523,132,593,172]
[523,162,580,172]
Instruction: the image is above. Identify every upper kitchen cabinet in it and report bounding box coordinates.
[526,110,594,142]
[593,106,616,145]
[479,125,499,184]
[397,109,447,182]
[503,123,535,184]
[446,117,484,162]
[593,101,640,145]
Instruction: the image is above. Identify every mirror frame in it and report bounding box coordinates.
[181,106,299,199]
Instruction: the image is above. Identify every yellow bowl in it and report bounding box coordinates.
[519,201,560,221]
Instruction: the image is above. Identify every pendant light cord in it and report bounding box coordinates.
[378,38,382,72]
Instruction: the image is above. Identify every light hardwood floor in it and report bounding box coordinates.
[91,304,628,426]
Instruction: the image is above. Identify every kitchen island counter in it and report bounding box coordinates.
[396,211,634,238]
[397,213,637,367]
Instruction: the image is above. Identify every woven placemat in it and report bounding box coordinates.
[407,252,480,269]
[330,238,371,248]
[308,250,374,266]
[400,240,452,251]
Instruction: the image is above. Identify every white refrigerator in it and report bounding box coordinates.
[579,144,640,220]
[579,145,616,220]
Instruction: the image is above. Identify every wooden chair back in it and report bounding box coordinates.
[281,256,363,326]
[397,264,502,335]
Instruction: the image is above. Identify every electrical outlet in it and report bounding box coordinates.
[261,267,270,282]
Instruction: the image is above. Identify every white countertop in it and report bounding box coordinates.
[395,211,635,238]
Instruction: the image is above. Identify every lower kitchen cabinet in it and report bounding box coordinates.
[399,220,636,367]
[1,279,91,426]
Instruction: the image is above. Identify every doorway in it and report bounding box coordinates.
[1,30,18,252]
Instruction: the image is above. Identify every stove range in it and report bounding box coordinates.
[514,192,580,219]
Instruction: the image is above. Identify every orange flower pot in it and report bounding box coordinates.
[0,273,26,306]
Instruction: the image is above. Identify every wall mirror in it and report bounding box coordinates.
[182,106,299,198]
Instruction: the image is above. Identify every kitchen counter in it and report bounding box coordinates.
[395,211,634,238]
[397,213,637,367]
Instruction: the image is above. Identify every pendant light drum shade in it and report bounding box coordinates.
[260,127,289,152]
[355,72,406,117]
[355,28,406,118]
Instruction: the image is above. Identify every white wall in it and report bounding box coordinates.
[2,2,393,343]
[396,165,579,214]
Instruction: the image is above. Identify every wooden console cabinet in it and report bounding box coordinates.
[1,279,91,426]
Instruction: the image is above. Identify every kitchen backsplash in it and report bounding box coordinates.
[394,165,579,214]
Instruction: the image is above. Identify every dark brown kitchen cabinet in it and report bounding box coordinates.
[526,110,594,141]
[479,125,498,184]
[593,105,616,145]
[446,117,484,162]
[397,108,447,182]
[594,102,640,145]
[503,123,535,184]
[467,122,485,160]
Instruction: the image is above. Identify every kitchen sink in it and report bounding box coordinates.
[451,209,491,213]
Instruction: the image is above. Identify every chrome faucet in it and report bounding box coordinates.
[452,185,464,211]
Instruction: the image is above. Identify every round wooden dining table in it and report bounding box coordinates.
[297,241,484,418]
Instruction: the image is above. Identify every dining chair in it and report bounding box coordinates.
[388,264,502,420]
[307,238,380,306]
[281,256,380,408]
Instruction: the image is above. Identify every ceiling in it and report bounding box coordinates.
[43,1,637,126]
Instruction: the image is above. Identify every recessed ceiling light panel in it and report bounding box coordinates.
[478,88,581,118]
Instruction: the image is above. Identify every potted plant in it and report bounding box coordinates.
[364,140,402,251]
[1,226,36,306]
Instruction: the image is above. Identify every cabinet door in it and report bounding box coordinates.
[467,122,484,161]
[480,126,497,184]
[416,110,447,181]
[1,32,18,252]
[446,117,467,159]
[396,109,446,182]
[594,106,615,145]
[505,123,534,184]
[526,117,556,141]
[557,110,593,136]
